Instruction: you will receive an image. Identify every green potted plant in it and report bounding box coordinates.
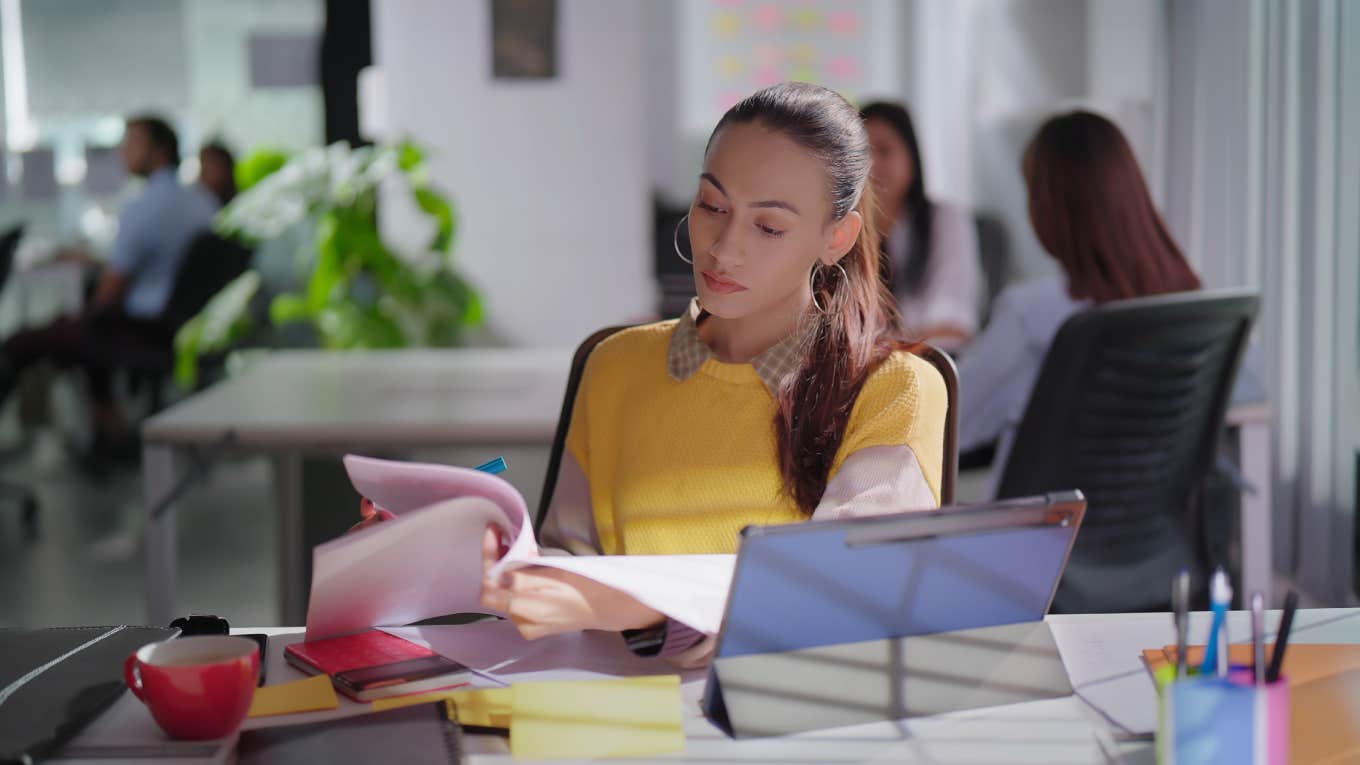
[174,140,482,386]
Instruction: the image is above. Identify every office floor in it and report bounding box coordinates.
[0,429,280,628]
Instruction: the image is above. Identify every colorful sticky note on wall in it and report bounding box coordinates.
[711,11,742,39]
[829,10,860,36]
[718,54,744,80]
[752,4,786,32]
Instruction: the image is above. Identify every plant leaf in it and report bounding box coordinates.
[269,293,312,324]
[413,187,456,253]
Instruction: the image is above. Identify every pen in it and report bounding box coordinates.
[1251,591,1265,685]
[1266,590,1299,683]
[1173,569,1190,678]
[1200,567,1232,677]
[474,457,508,475]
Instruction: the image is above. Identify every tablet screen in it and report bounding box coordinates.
[716,497,1082,658]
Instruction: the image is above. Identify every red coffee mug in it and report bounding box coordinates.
[124,635,260,740]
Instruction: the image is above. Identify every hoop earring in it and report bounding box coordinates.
[673,214,693,265]
[810,261,850,315]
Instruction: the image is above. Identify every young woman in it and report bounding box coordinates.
[860,101,981,348]
[958,111,1202,493]
[431,84,948,666]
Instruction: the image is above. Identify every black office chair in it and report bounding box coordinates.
[993,289,1259,613]
[534,325,628,534]
[913,343,959,506]
[534,328,959,533]
[91,232,253,412]
[974,211,1012,325]
[0,224,40,535]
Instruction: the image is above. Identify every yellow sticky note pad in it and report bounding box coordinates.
[447,688,513,729]
[373,687,513,729]
[510,675,684,760]
[247,675,339,718]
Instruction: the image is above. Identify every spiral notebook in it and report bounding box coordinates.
[237,702,463,765]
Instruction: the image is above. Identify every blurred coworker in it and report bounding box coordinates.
[0,115,219,448]
[958,111,1201,491]
[198,142,237,206]
[861,101,982,349]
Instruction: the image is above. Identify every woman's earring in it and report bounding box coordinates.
[810,261,850,315]
[673,214,693,265]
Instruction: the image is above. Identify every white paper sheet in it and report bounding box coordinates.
[307,456,734,640]
[1047,612,1182,736]
[501,555,735,635]
[305,496,514,640]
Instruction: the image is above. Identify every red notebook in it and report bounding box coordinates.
[284,630,471,702]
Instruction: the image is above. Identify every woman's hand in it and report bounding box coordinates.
[478,525,664,640]
[346,497,396,534]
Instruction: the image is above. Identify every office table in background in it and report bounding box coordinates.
[140,349,573,626]
[141,350,1278,627]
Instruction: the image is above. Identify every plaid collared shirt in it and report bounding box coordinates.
[666,298,815,393]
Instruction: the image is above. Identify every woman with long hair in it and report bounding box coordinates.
[861,101,982,348]
[958,110,1201,489]
[359,83,948,666]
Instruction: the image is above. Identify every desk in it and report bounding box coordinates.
[54,608,1359,763]
[140,349,573,627]
[223,607,1347,762]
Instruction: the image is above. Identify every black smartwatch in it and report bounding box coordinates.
[169,614,230,636]
[621,622,669,657]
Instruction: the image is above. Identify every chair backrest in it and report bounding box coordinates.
[0,224,26,293]
[914,344,959,506]
[974,212,1011,324]
[534,329,960,532]
[995,288,1259,613]
[535,325,631,533]
[159,232,252,332]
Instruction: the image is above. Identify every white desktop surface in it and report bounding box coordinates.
[76,609,1360,764]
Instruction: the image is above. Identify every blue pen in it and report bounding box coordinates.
[1199,567,1232,677]
[474,456,508,475]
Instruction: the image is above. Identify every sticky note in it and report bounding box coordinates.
[247,675,339,718]
[373,687,513,728]
[447,688,513,729]
[510,675,684,760]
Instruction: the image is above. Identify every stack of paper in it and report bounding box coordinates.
[305,456,734,641]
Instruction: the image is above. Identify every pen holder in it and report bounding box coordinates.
[1157,671,1289,765]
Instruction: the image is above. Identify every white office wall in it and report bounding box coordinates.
[368,0,653,347]
[183,0,325,153]
[903,0,1091,282]
[903,0,1168,284]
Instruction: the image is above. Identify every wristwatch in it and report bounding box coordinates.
[621,621,669,657]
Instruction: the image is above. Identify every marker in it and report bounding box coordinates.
[1266,590,1299,683]
[1173,570,1191,678]
[1199,567,1232,677]
[1250,591,1265,685]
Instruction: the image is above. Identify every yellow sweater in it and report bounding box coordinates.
[566,320,946,555]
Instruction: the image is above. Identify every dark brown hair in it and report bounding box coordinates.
[1025,111,1200,302]
[126,114,181,167]
[708,83,904,514]
[860,101,934,297]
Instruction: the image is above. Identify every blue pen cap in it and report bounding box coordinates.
[474,457,508,474]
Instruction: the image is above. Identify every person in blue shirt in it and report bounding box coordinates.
[0,115,218,451]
